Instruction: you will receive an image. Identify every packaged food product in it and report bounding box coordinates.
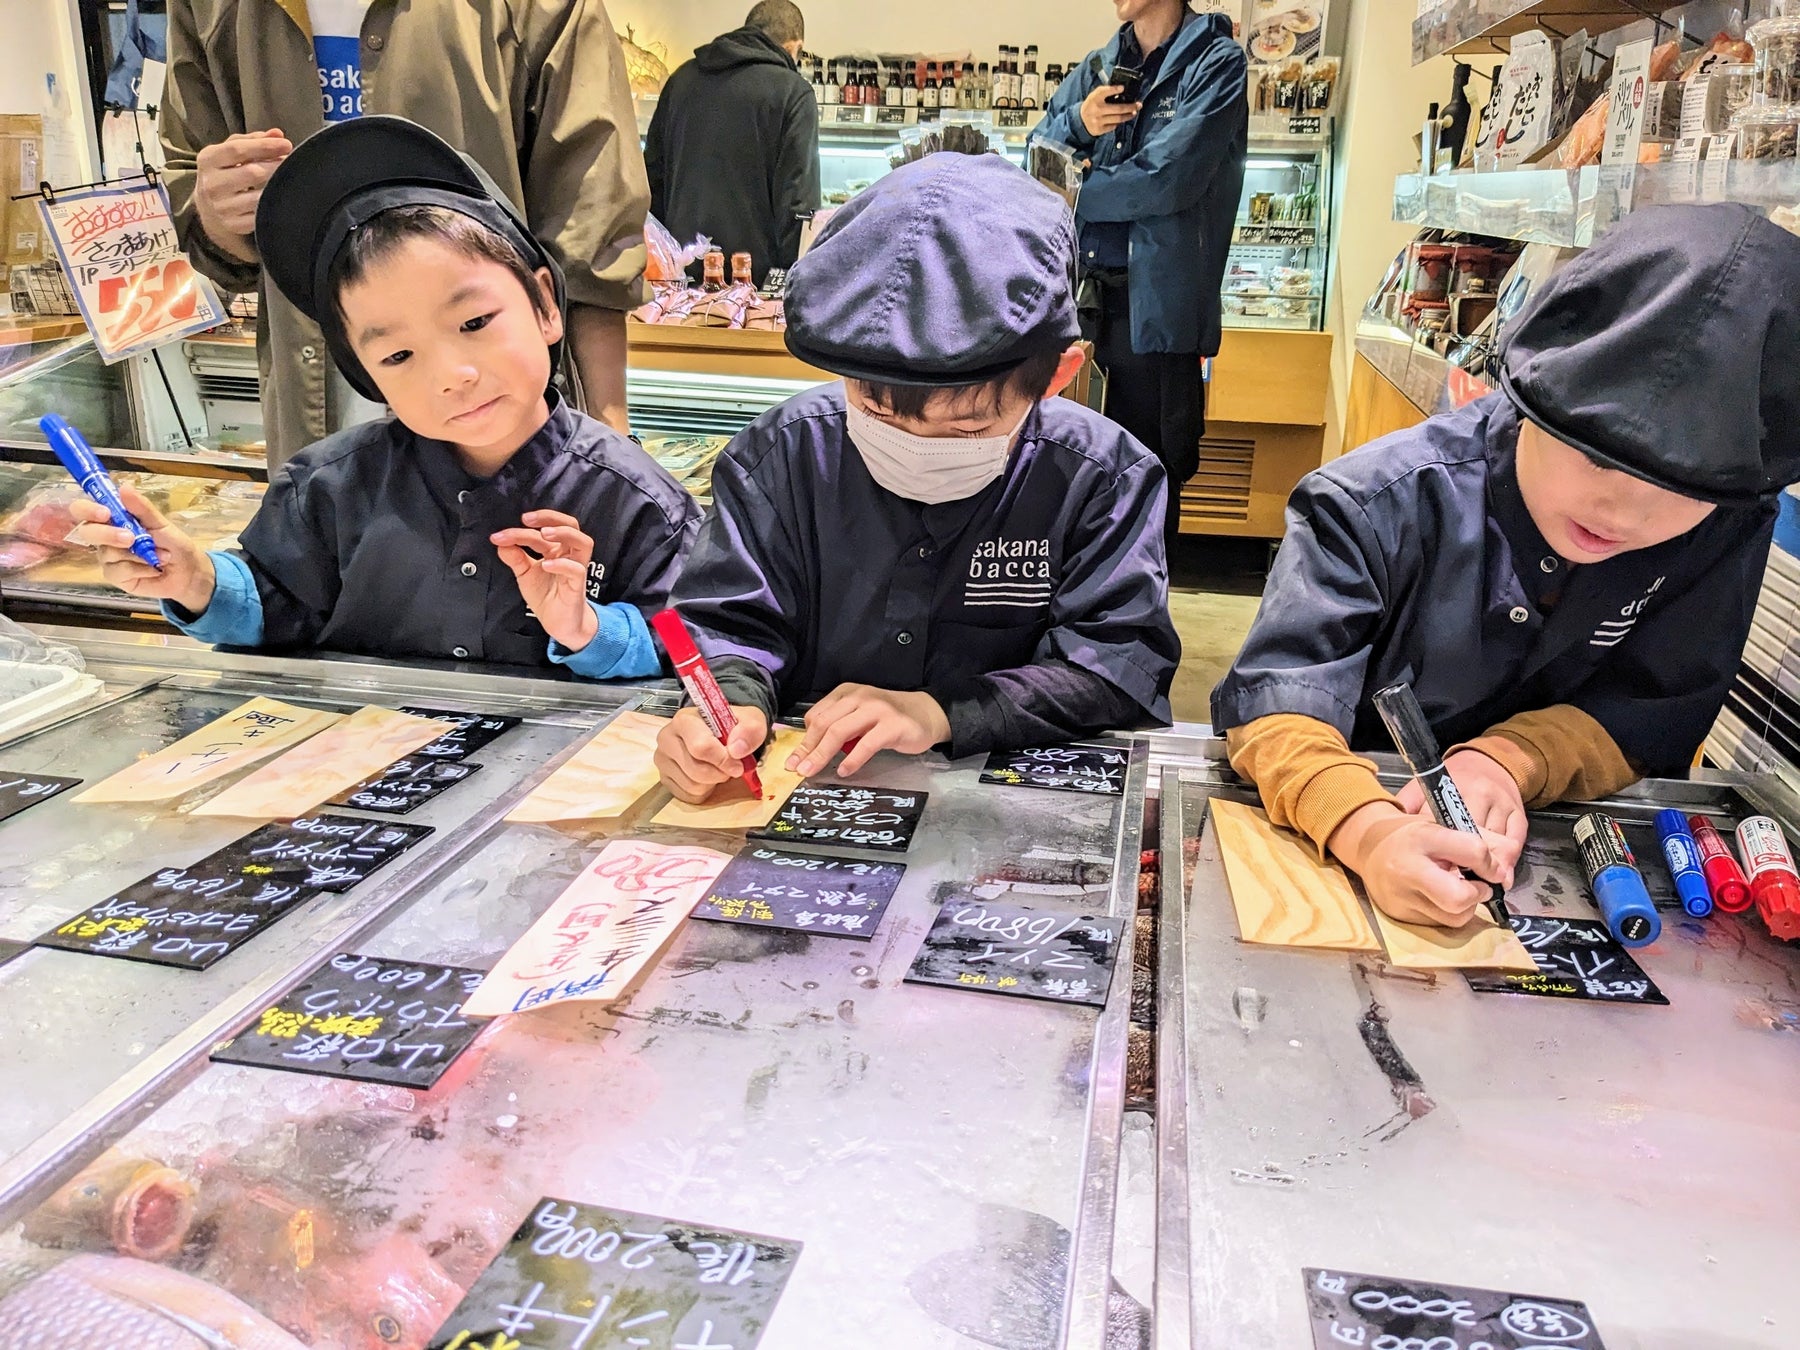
[1732,103,1800,161]
[1719,64,1757,126]
[1407,243,1454,302]
[1681,30,1755,81]
[1749,17,1800,105]
[1273,266,1314,296]
[1303,57,1339,113]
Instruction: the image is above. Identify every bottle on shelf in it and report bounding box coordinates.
[974,62,991,109]
[823,60,841,105]
[941,62,960,111]
[994,46,1011,107]
[921,61,940,111]
[1421,101,1441,177]
[812,62,826,105]
[1045,63,1064,101]
[730,252,753,288]
[1022,45,1041,109]
[1441,62,1474,169]
[702,250,725,292]
[884,61,903,108]
[961,60,976,107]
[861,61,879,108]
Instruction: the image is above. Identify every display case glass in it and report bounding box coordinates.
[1224,126,1333,331]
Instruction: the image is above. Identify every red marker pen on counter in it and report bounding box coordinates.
[650,609,765,798]
[1736,816,1800,941]
[1689,814,1752,913]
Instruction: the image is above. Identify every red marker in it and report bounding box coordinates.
[651,609,764,798]
[1736,816,1800,941]
[1689,814,1752,913]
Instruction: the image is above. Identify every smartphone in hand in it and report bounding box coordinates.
[1105,64,1144,104]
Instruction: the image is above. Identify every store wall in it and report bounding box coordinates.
[1321,0,1458,457]
[608,0,1127,68]
[0,0,99,186]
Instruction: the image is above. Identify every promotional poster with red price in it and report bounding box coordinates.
[37,176,226,363]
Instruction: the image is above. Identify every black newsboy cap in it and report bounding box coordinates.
[1499,202,1800,505]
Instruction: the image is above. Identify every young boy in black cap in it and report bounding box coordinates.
[655,152,1179,800]
[70,116,700,678]
[1212,203,1800,929]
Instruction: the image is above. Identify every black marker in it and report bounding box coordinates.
[1372,682,1510,926]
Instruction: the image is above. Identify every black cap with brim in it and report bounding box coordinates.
[1497,202,1800,506]
[255,116,566,403]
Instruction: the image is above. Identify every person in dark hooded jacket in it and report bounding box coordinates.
[1211,204,1800,933]
[645,0,821,286]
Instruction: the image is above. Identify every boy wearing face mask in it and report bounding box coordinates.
[656,153,1179,800]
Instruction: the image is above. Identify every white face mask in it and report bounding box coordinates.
[844,396,1028,505]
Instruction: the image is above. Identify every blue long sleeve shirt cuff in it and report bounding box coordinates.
[161,550,265,647]
[549,601,662,681]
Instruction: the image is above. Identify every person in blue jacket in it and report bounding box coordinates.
[69,117,700,679]
[1035,1,1247,549]
[655,152,1180,802]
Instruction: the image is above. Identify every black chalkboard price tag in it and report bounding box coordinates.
[397,706,522,761]
[0,938,29,970]
[212,952,487,1089]
[980,743,1127,795]
[34,814,433,970]
[221,815,434,892]
[905,898,1124,1008]
[426,1197,802,1350]
[749,785,927,853]
[332,758,483,815]
[1465,914,1669,1006]
[0,771,80,824]
[693,845,906,938]
[1304,1268,1608,1349]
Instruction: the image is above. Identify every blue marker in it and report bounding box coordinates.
[1654,808,1714,917]
[39,413,160,570]
[1574,812,1662,948]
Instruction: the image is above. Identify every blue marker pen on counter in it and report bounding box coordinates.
[38,413,161,570]
[1654,808,1714,917]
[1573,812,1662,948]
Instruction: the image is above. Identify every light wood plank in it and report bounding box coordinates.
[193,706,453,820]
[650,725,808,830]
[505,710,670,825]
[1210,798,1382,952]
[74,697,342,804]
[1372,905,1538,972]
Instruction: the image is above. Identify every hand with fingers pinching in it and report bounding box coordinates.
[789,684,951,778]
[66,485,216,613]
[656,704,770,803]
[194,129,293,264]
[1331,801,1508,929]
[491,510,598,651]
[1394,748,1528,889]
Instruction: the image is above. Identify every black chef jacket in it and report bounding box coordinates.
[235,396,703,666]
[1211,394,1776,776]
[670,383,1180,755]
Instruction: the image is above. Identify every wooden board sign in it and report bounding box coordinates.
[505,711,669,824]
[1210,798,1382,953]
[74,696,341,804]
[194,705,453,819]
[650,725,807,830]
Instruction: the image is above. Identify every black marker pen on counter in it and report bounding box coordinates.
[1372,682,1511,926]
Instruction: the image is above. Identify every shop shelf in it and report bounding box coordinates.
[1393,165,1596,245]
[1395,158,1800,246]
[1412,0,1674,65]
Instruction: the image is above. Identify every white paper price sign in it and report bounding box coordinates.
[37,177,227,363]
[1603,39,1655,167]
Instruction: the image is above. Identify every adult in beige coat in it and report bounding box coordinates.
[161,0,649,468]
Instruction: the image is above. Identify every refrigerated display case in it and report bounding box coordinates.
[1223,126,1333,333]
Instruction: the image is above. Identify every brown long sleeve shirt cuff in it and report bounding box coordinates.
[1224,714,1397,857]
[1452,704,1641,809]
